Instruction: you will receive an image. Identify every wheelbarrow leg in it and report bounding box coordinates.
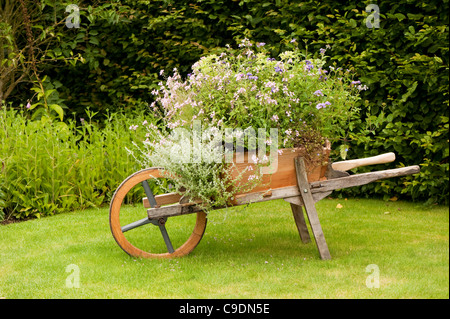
[290,203,311,244]
[295,157,331,260]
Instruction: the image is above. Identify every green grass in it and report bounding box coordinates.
[0,198,448,299]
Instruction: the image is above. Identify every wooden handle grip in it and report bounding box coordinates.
[331,152,396,172]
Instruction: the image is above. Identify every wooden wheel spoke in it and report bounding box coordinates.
[142,180,157,208]
[152,218,175,253]
[121,217,153,232]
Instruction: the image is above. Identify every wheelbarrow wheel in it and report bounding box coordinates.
[109,168,207,258]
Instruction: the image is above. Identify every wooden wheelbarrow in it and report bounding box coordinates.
[109,149,420,260]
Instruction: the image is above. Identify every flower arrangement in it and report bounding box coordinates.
[131,39,365,211]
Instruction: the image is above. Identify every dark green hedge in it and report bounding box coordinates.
[9,0,450,204]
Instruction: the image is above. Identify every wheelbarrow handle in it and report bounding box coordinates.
[331,152,396,172]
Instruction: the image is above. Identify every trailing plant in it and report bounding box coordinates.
[130,124,264,211]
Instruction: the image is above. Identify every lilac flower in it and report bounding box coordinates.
[257,42,266,47]
[316,101,331,109]
[235,73,244,81]
[129,125,139,130]
[304,60,314,72]
[26,102,31,109]
[305,64,314,72]
[274,66,283,73]
[271,114,279,122]
[313,90,324,96]
[320,48,326,55]
[267,58,276,62]
[351,80,361,85]
[246,73,258,80]
[290,38,296,43]
[142,120,148,125]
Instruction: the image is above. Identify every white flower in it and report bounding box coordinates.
[271,114,279,122]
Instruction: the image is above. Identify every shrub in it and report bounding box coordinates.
[0,106,150,220]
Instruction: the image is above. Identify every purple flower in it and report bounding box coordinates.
[351,80,361,85]
[290,38,296,43]
[316,101,331,109]
[313,90,324,96]
[274,66,283,73]
[304,60,314,71]
[320,48,326,55]
[267,58,276,62]
[257,42,266,47]
[26,102,31,109]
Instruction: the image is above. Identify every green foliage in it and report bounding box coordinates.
[0,106,150,220]
[4,0,449,205]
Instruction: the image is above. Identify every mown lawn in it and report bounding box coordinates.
[0,198,448,299]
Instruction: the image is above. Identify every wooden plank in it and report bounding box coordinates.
[310,165,420,194]
[295,157,331,260]
[290,203,311,244]
[234,186,297,205]
[143,192,183,208]
[147,201,203,219]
